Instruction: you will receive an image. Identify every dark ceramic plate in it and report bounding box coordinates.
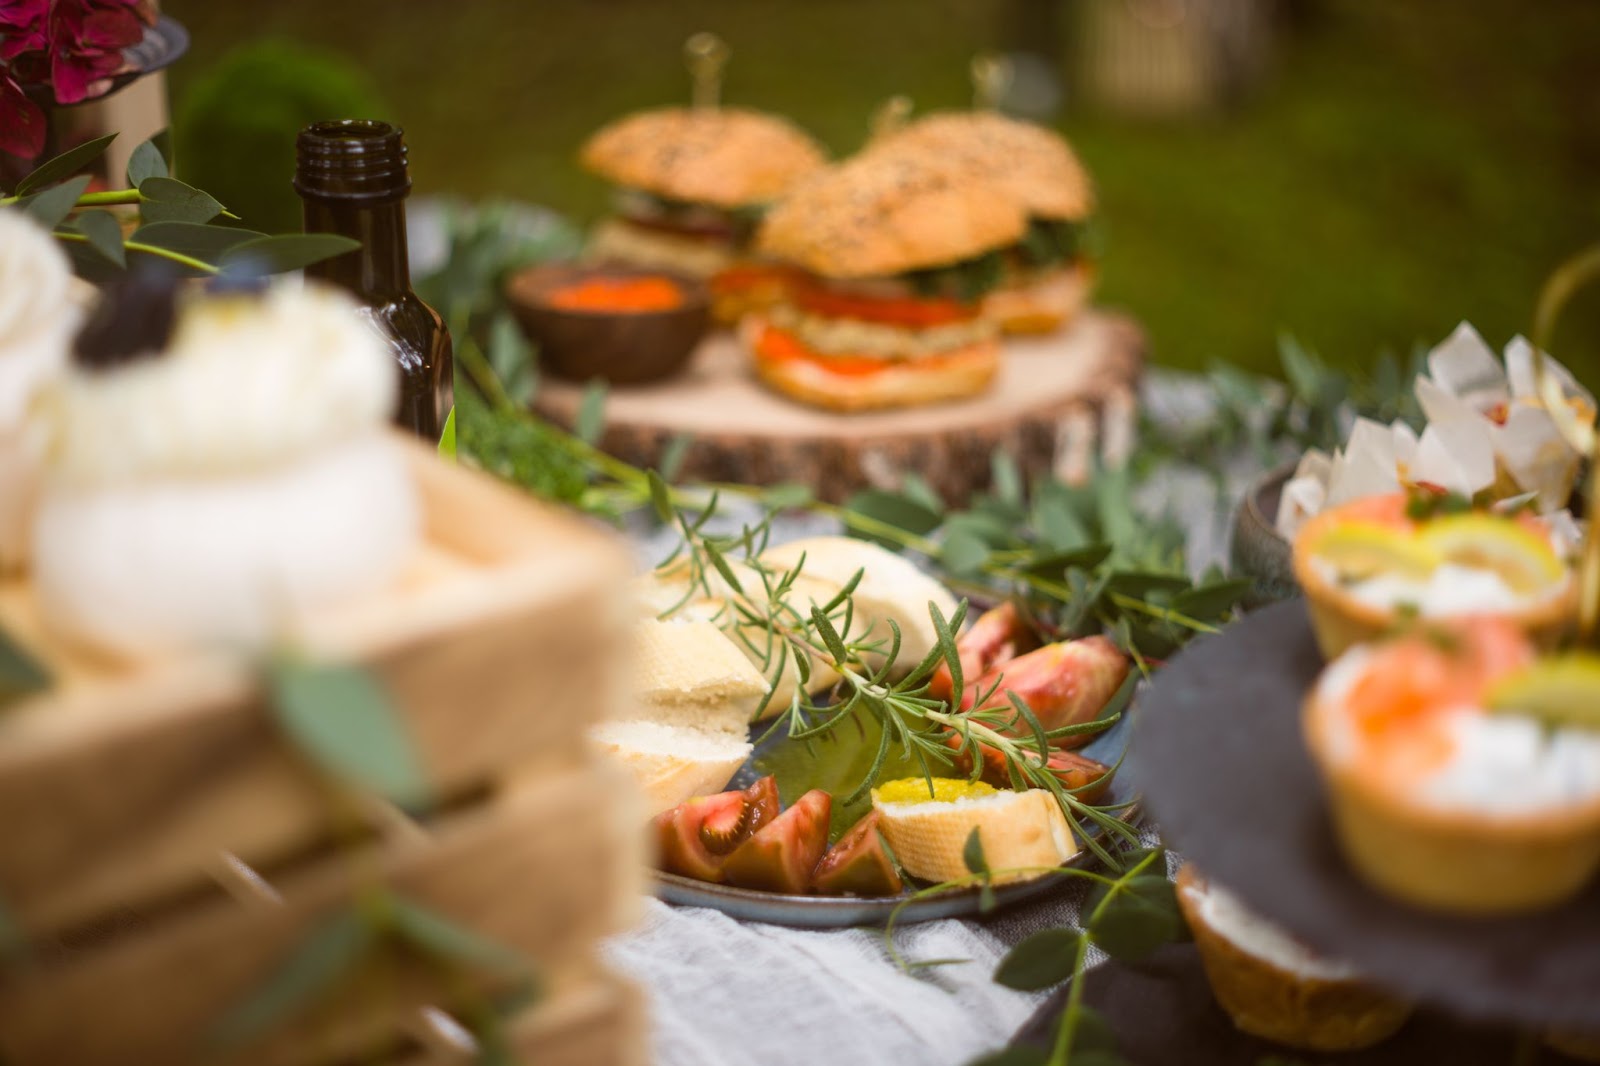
[1134,599,1600,1028]
[653,707,1137,928]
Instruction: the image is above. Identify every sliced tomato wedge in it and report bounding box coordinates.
[793,282,978,328]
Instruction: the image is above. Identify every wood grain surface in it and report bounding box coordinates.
[535,310,1144,503]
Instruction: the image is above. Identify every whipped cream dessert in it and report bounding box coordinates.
[0,212,81,570]
[31,281,420,660]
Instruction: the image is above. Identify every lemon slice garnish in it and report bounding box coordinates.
[1314,522,1441,581]
[1417,515,1566,594]
[873,777,997,804]
[1486,655,1600,731]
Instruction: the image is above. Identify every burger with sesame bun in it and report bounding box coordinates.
[579,107,827,323]
[872,111,1096,334]
[744,150,1029,412]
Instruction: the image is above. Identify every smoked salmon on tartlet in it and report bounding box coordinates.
[1291,490,1576,659]
[1304,618,1600,913]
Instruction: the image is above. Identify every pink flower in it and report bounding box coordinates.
[0,70,44,158]
[0,0,47,61]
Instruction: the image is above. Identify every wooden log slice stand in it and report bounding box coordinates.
[535,310,1145,504]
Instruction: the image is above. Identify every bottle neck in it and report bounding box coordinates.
[302,197,412,299]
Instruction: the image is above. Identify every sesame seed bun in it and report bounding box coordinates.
[875,111,1094,222]
[580,107,827,209]
[755,152,1029,279]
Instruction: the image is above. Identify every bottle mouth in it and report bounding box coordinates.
[294,119,411,202]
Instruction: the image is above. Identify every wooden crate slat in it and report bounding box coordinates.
[0,443,631,937]
[0,760,647,1066]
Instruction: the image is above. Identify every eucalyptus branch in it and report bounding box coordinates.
[52,231,220,275]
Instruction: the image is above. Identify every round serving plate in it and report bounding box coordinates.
[654,705,1139,929]
[1134,599,1600,1029]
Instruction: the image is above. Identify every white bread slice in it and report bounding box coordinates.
[590,719,751,817]
[761,535,960,671]
[873,785,1076,885]
[632,617,770,733]
[631,568,841,717]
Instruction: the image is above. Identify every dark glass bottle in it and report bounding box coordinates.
[293,119,453,439]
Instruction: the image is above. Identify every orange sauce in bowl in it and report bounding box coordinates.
[545,275,684,313]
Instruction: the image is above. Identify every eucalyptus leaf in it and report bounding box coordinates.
[1170,579,1253,621]
[900,473,943,514]
[658,434,693,482]
[220,234,360,275]
[844,489,942,537]
[131,221,265,262]
[1018,544,1114,578]
[0,625,50,706]
[993,928,1081,990]
[138,176,225,224]
[1088,875,1183,961]
[991,450,1023,506]
[71,209,125,267]
[15,133,117,196]
[764,482,813,510]
[267,659,431,810]
[941,528,991,576]
[487,312,534,406]
[438,406,457,458]
[211,908,372,1047]
[126,137,169,187]
[575,380,607,444]
[962,827,989,876]
[390,897,531,974]
[20,175,91,231]
[1032,492,1090,551]
[942,510,1016,549]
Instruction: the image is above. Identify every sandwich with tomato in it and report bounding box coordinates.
[744,151,1029,412]
[579,107,826,323]
[872,111,1096,334]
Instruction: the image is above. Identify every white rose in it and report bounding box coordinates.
[0,210,78,569]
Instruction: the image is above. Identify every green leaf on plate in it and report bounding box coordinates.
[15,133,117,196]
[220,233,360,275]
[390,897,532,975]
[138,176,225,224]
[131,221,265,262]
[575,379,607,444]
[0,625,50,707]
[266,659,431,810]
[438,406,457,459]
[71,209,125,267]
[1089,875,1184,961]
[211,908,372,1047]
[20,174,91,231]
[126,136,169,187]
[963,826,989,876]
[993,928,1082,990]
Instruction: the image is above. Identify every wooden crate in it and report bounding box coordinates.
[0,439,632,938]
[396,966,646,1066]
[0,441,648,1064]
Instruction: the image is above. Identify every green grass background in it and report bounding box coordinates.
[162,0,1600,380]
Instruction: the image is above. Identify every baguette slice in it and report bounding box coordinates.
[873,781,1076,885]
[590,719,751,817]
[762,536,960,670]
[632,617,770,733]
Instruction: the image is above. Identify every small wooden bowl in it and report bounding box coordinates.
[505,264,711,386]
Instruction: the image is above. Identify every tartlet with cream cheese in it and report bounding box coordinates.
[1304,618,1600,913]
[1176,865,1412,1051]
[1292,491,1576,658]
